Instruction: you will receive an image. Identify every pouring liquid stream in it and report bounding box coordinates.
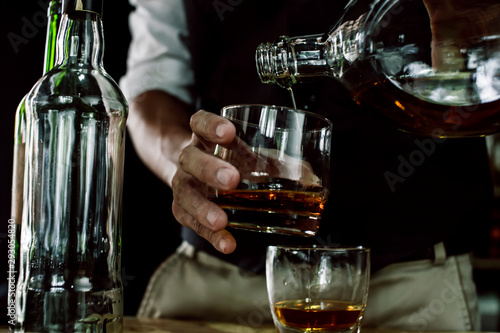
[288,87,297,109]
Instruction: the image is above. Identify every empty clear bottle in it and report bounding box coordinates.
[256,0,500,137]
[15,0,127,332]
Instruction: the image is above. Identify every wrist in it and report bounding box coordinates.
[128,90,193,188]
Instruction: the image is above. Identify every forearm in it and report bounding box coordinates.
[127,90,193,188]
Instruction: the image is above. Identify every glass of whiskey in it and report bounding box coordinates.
[266,245,370,333]
[207,104,332,237]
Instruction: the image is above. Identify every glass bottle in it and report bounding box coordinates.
[15,0,127,332]
[256,0,500,138]
[8,0,61,325]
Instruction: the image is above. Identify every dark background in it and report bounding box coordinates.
[2,0,500,330]
[1,0,182,320]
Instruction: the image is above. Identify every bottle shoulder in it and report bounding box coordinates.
[27,66,128,117]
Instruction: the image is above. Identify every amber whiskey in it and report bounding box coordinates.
[274,299,363,332]
[352,75,500,138]
[207,178,329,236]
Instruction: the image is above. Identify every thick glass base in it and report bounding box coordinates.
[226,210,320,237]
[16,287,123,333]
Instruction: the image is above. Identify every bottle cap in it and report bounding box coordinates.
[62,0,103,16]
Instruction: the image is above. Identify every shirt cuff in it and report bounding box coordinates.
[119,58,194,106]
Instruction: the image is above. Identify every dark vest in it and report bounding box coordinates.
[183,0,494,273]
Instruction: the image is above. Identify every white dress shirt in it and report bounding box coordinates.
[119,0,194,105]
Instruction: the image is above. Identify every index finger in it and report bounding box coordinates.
[190,110,236,146]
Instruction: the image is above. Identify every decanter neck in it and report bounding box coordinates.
[256,34,333,88]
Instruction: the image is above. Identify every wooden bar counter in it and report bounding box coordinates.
[122,316,499,333]
[2,317,498,333]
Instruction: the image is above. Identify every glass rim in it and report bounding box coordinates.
[221,103,333,129]
[267,245,370,252]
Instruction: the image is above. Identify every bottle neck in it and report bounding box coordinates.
[55,10,104,69]
[256,6,367,89]
[43,0,62,74]
[62,0,103,16]
[256,34,332,88]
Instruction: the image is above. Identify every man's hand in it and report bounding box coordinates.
[171,110,240,254]
[128,93,239,254]
[423,0,500,71]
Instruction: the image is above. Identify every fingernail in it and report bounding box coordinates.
[219,238,228,253]
[207,209,219,228]
[216,124,228,138]
[217,168,232,186]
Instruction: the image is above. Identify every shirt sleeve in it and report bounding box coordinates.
[119,0,194,105]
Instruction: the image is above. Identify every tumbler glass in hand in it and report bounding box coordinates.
[266,246,370,333]
[207,104,332,237]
